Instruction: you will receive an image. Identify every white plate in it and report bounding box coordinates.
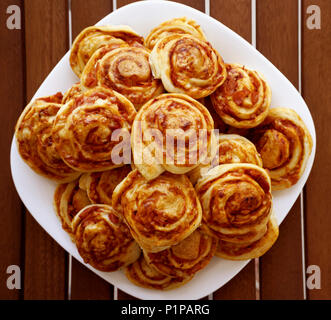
[10,0,316,300]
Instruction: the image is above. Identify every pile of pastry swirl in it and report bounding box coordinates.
[14,17,313,291]
[196,163,278,260]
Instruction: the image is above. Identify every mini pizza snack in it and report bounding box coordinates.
[125,255,193,290]
[94,46,164,108]
[188,133,263,184]
[145,17,207,50]
[15,17,313,291]
[52,86,136,172]
[15,93,81,182]
[211,63,271,128]
[54,179,90,237]
[196,163,273,247]
[112,170,202,253]
[248,107,313,190]
[70,25,144,76]
[131,93,216,180]
[150,34,227,99]
[72,204,141,272]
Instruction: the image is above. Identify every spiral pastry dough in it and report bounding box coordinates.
[54,179,90,236]
[188,134,263,184]
[144,228,217,278]
[70,25,144,76]
[145,17,207,50]
[211,63,271,128]
[79,166,131,205]
[131,93,216,180]
[80,40,129,88]
[95,47,164,108]
[62,83,87,104]
[196,163,272,244]
[15,93,81,182]
[216,213,279,260]
[249,107,313,190]
[52,87,136,172]
[112,170,202,253]
[150,34,227,99]
[72,204,141,272]
[125,255,192,290]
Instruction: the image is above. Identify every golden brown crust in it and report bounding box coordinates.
[131,93,216,180]
[196,163,272,244]
[52,87,136,172]
[216,213,279,260]
[79,166,131,205]
[188,134,263,184]
[15,93,81,182]
[72,204,141,272]
[150,34,227,99]
[211,63,271,128]
[95,47,164,109]
[249,108,313,190]
[144,228,217,277]
[125,255,193,290]
[69,25,144,77]
[62,83,87,104]
[54,179,90,237]
[80,40,129,88]
[112,170,202,253]
[145,17,207,50]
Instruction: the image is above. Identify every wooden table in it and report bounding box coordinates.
[1,0,330,300]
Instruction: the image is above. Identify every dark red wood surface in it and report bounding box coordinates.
[256,0,304,300]
[303,0,331,300]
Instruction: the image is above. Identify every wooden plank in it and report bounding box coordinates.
[70,0,113,300]
[256,0,304,300]
[211,0,252,42]
[117,0,204,12]
[0,0,24,299]
[303,0,331,300]
[71,0,112,38]
[168,0,204,12]
[211,0,256,300]
[23,0,68,299]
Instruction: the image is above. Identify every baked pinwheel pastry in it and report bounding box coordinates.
[15,93,81,182]
[144,228,217,278]
[188,134,263,184]
[70,25,144,76]
[79,166,131,205]
[112,170,202,253]
[211,63,271,128]
[150,34,227,99]
[131,93,216,180]
[125,255,193,290]
[80,40,129,88]
[93,47,164,108]
[52,87,136,172]
[62,82,86,104]
[216,212,278,260]
[249,107,313,190]
[72,204,141,272]
[145,17,207,50]
[54,179,90,236]
[196,163,273,244]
